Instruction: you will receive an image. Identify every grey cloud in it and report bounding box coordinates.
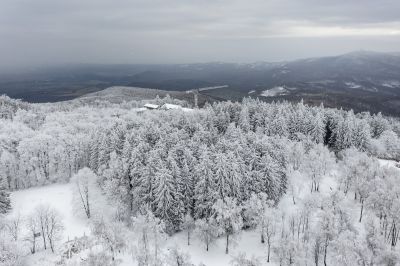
[0,0,400,68]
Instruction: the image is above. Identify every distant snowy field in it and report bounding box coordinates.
[260,87,289,97]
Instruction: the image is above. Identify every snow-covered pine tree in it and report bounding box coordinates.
[194,147,217,220]
[352,118,371,152]
[256,154,282,202]
[153,163,183,233]
[238,106,251,133]
[97,131,112,172]
[140,149,161,209]
[180,158,196,216]
[213,152,230,201]
[0,176,11,214]
[370,112,389,138]
[309,111,325,144]
[88,135,100,172]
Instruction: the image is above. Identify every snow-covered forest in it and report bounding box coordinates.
[1,94,400,266]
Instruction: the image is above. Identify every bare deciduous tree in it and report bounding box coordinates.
[6,213,22,241]
[72,167,98,219]
[26,215,38,254]
[45,208,64,253]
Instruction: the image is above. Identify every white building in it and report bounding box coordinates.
[143,103,160,110]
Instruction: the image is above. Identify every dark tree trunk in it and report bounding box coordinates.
[324,239,328,266]
[359,199,364,223]
[31,234,36,254]
[41,226,47,250]
[225,234,229,254]
[261,228,265,244]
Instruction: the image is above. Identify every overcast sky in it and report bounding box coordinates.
[1,0,400,68]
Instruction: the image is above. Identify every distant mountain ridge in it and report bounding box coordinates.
[1,51,400,115]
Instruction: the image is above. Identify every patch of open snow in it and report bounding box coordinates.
[280,69,290,74]
[9,183,90,242]
[345,82,362,89]
[10,183,271,266]
[13,161,398,266]
[379,159,400,169]
[260,86,288,97]
[307,80,335,85]
[166,230,269,266]
[198,85,228,92]
[382,80,400,88]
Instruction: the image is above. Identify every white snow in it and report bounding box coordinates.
[379,158,400,169]
[345,82,362,89]
[307,80,335,85]
[198,85,228,92]
[8,183,271,266]
[167,230,269,266]
[260,86,288,97]
[144,103,160,109]
[280,69,290,74]
[8,183,90,242]
[382,80,400,88]
[7,160,400,266]
[161,103,193,112]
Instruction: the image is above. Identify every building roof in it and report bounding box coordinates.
[162,103,181,110]
[161,103,194,112]
[143,103,159,109]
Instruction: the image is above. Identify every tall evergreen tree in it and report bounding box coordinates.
[153,165,182,232]
[194,147,217,220]
[0,176,11,214]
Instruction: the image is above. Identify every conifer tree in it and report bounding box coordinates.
[0,176,11,214]
[194,147,216,219]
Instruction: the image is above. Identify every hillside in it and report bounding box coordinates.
[1,96,400,265]
[74,86,217,107]
[1,51,400,115]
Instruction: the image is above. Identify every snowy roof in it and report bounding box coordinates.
[161,103,193,112]
[162,103,182,110]
[143,103,159,109]
[181,108,194,112]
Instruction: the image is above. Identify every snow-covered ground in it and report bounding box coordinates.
[7,183,271,266]
[382,80,400,88]
[260,87,288,97]
[198,85,229,92]
[168,230,267,266]
[9,183,90,242]
[345,82,362,89]
[379,158,399,168]
[7,159,400,266]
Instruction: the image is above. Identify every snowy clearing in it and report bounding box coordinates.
[345,82,362,89]
[9,183,90,242]
[11,159,400,265]
[382,80,400,88]
[260,87,288,97]
[7,183,273,266]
